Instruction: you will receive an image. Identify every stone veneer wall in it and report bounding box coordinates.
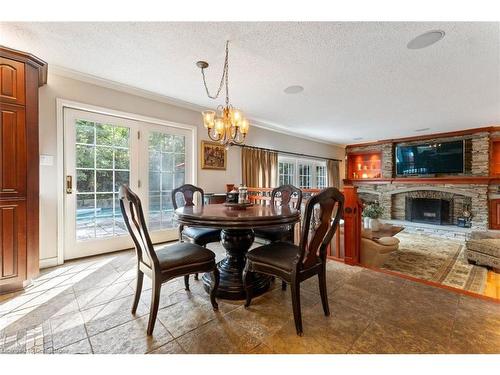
[347,132,490,178]
[357,183,489,230]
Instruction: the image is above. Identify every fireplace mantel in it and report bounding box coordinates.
[344,176,499,185]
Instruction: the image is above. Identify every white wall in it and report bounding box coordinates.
[38,72,345,263]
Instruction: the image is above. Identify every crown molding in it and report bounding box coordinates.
[49,65,346,149]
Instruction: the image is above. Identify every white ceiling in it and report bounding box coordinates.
[1,22,499,145]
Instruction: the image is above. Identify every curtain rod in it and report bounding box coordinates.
[236,144,342,162]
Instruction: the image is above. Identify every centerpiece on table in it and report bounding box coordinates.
[362,201,384,231]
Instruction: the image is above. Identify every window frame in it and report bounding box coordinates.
[278,155,328,189]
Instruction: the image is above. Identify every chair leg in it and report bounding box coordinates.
[281,281,287,291]
[290,280,303,336]
[243,263,253,308]
[184,275,190,291]
[147,279,161,336]
[318,269,330,316]
[194,273,199,280]
[209,266,220,310]
[131,269,144,314]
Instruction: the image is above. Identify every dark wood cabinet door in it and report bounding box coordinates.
[0,58,25,105]
[490,199,500,230]
[0,199,27,285]
[0,104,27,197]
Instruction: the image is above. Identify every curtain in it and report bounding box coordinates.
[241,147,278,188]
[327,159,340,188]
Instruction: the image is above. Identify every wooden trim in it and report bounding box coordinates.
[346,126,500,149]
[362,265,500,303]
[345,176,495,185]
[25,63,40,280]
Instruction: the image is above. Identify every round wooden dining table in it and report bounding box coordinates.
[174,204,300,300]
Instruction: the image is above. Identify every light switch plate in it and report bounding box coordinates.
[40,154,54,166]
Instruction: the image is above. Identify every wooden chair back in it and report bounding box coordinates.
[119,185,159,269]
[172,184,205,210]
[271,184,303,209]
[299,187,344,268]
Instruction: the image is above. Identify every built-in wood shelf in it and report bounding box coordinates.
[346,151,382,180]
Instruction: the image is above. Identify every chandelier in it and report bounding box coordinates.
[196,41,249,146]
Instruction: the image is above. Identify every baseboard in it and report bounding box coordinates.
[39,257,59,269]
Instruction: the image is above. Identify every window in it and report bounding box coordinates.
[279,160,295,186]
[316,165,327,189]
[278,156,327,189]
[298,163,311,189]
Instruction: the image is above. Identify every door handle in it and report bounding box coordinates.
[66,175,73,194]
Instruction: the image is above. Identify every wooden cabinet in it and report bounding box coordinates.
[0,46,46,294]
[490,199,500,230]
[0,105,27,196]
[0,200,27,283]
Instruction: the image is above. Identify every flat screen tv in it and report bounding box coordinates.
[395,140,464,176]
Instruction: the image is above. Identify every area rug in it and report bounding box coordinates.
[381,232,487,294]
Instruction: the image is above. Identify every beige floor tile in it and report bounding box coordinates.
[349,320,448,354]
[81,295,150,337]
[176,316,261,354]
[49,310,88,350]
[75,281,134,310]
[156,294,220,338]
[55,338,93,354]
[89,315,173,354]
[261,320,329,354]
[148,340,186,354]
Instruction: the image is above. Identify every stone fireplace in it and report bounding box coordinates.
[347,129,495,237]
[357,183,488,234]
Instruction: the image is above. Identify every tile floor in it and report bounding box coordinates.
[1,243,499,354]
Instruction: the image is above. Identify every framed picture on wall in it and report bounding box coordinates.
[201,140,227,170]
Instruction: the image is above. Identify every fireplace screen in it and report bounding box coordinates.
[405,197,451,225]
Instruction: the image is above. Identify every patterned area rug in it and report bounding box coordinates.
[381,232,487,294]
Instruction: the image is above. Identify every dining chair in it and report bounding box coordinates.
[172,184,222,286]
[243,187,344,336]
[119,185,220,335]
[254,184,303,244]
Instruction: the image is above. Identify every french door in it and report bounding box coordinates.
[63,108,193,260]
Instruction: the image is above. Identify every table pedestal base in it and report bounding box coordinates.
[202,229,271,300]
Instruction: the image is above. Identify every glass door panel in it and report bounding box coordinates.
[148,132,185,230]
[64,108,194,260]
[64,109,138,260]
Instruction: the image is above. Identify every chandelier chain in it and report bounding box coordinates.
[200,41,230,103]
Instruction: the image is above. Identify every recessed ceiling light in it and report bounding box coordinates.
[407,30,445,49]
[284,85,304,94]
[353,137,363,141]
[415,127,431,132]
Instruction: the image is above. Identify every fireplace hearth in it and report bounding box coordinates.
[405,197,452,225]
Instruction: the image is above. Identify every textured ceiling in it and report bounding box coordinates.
[1,22,499,145]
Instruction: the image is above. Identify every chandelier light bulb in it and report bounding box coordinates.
[214,118,225,133]
[231,109,242,126]
[202,110,215,129]
[240,119,249,134]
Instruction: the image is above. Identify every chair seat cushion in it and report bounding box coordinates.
[254,226,292,242]
[182,227,221,244]
[155,242,215,271]
[247,241,301,272]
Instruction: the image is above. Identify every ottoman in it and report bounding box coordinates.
[466,232,500,272]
